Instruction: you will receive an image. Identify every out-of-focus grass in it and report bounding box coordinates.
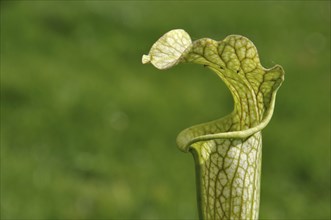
[1,1,330,219]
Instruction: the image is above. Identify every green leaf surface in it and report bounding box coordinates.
[143,29,284,220]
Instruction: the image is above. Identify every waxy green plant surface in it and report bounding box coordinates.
[143,29,284,220]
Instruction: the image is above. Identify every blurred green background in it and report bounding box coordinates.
[1,1,330,219]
